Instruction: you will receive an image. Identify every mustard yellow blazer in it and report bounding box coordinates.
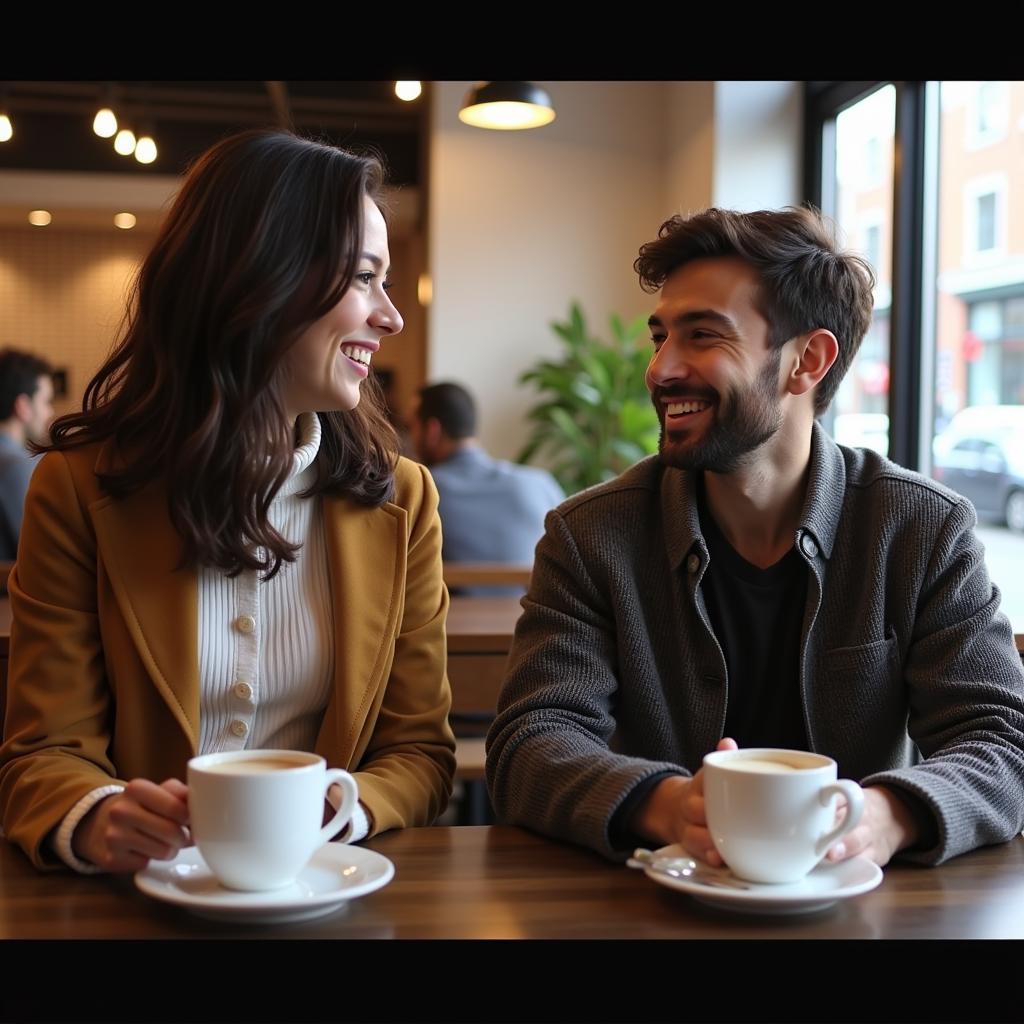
[0,441,456,869]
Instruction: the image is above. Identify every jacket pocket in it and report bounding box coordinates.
[823,628,899,678]
[818,628,912,777]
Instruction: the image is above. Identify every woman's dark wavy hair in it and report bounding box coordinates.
[634,205,876,416]
[47,129,399,578]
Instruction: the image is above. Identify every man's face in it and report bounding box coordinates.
[645,257,785,474]
[23,374,55,445]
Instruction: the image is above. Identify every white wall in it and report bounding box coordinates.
[713,82,804,211]
[665,81,716,217]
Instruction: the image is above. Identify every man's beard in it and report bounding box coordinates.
[654,350,783,473]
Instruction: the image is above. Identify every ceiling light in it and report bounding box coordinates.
[134,135,157,164]
[395,81,422,102]
[93,107,117,138]
[458,82,556,130]
[114,127,137,156]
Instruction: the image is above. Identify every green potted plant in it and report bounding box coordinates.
[517,302,660,495]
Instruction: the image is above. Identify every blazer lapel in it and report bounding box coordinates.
[319,493,403,766]
[90,477,199,750]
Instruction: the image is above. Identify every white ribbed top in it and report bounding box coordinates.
[196,412,334,754]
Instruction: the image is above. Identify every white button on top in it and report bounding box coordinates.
[230,720,248,737]
[234,614,256,635]
[800,535,819,559]
[233,681,253,701]
[686,554,701,574]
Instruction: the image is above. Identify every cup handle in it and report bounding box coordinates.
[815,779,864,855]
[320,768,359,844]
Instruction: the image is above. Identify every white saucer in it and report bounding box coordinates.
[640,844,883,915]
[135,844,394,924]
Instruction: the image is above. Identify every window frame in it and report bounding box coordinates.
[804,81,931,472]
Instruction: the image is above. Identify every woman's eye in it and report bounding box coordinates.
[356,272,375,285]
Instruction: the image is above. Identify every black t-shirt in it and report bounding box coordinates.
[698,483,809,751]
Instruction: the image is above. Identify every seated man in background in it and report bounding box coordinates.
[0,348,54,560]
[410,382,564,586]
[486,206,1024,868]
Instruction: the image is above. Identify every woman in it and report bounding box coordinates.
[0,129,456,872]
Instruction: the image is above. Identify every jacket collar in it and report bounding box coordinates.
[661,420,845,569]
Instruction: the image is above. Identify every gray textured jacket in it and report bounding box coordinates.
[486,424,1024,862]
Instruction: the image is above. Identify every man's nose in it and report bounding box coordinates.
[645,340,691,391]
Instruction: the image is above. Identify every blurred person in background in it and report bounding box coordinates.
[0,349,54,560]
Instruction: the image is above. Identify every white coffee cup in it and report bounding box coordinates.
[702,747,864,884]
[187,749,359,892]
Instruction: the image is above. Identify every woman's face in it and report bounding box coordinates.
[280,194,403,423]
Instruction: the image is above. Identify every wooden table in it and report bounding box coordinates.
[445,594,522,655]
[3,825,1024,940]
[0,827,1019,937]
[442,562,532,590]
[444,595,521,726]
[4,826,1018,1022]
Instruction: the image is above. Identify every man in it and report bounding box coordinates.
[410,381,565,566]
[0,349,54,560]
[486,207,1024,868]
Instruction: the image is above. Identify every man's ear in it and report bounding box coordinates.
[424,417,444,447]
[785,329,839,398]
[12,392,32,425]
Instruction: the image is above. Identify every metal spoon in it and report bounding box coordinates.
[627,847,752,890]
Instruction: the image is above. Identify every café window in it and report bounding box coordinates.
[808,80,1024,632]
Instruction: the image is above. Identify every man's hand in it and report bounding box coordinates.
[72,778,191,872]
[628,738,738,866]
[826,785,920,868]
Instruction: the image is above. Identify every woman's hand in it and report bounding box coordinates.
[72,778,191,872]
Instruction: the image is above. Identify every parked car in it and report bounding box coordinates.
[932,406,1024,533]
[832,412,889,455]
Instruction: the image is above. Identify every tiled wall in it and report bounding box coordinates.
[0,226,154,417]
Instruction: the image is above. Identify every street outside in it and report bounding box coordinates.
[977,525,1024,634]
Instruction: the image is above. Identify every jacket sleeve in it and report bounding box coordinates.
[349,462,456,833]
[485,507,687,861]
[863,496,1024,864]
[0,452,124,870]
